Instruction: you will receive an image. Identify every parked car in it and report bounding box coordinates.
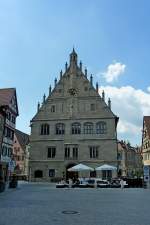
[97,180,110,188]
[110,178,128,188]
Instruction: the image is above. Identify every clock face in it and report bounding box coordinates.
[68,88,78,96]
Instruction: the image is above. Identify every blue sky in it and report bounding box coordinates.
[0,0,150,146]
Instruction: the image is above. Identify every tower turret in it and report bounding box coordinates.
[69,48,78,70]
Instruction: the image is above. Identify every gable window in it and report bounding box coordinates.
[72,123,81,134]
[96,122,107,134]
[90,104,96,111]
[51,105,55,112]
[40,124,49,135]
[47,147,56,158]
[56,123,65,135]
[84,122,93,134]
[89,146,99,158]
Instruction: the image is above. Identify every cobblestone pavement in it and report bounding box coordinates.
[0,182,150,225]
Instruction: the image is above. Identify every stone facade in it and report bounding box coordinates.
[13,129,29,178]
[142,116,150,166]
[118,140,143,177]
[0,88,19,181]
[29,49,119,182]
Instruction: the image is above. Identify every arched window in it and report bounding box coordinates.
[72,123,81,134]
[56,123,65,135]
[34,170,43,178]
[40,124,49,135]
[84,122,93,134]
[96,122,107,134]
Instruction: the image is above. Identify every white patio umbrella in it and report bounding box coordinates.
[95,164,117,180]
[95,164,117,171]
[68,163,94,172]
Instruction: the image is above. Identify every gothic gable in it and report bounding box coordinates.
[32,49,117,121]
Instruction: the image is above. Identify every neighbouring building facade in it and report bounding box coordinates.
[0,88,19,181]
[29,49,119,182]
[13,129,29,178]
[142,116,150,166]
[118,140,143,177]
[0,106,6,179]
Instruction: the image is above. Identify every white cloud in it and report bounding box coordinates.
[99,86,150,145]
[102,62,126,83]
[147,86,150,92]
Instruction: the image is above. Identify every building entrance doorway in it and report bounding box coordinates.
[66,163,78,182]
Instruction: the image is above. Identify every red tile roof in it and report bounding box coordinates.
[0,88,15,106]
[0,88,19,115]
[15,129,29,151]
[144,116,150,139]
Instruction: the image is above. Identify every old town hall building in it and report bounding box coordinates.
[29,49,119,181]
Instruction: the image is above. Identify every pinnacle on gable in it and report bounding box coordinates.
[85,68,87,77]
[37,102,40,112]
[65,62,68,71]
[102,90,105,101]
[79,61,82,71]
[90,74,93,86]
[43,94,46,104]
[60,70,63,79]
[54,78,57,87]
[108,98,111,109]
[49,85,52,95]
[96,82,99,93]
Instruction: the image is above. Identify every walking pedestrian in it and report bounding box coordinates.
[120,178,124,189]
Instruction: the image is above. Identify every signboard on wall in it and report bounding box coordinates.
[143,165,150,182]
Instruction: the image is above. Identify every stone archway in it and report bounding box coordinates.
[66,163,78,182]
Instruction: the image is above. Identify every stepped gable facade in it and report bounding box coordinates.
[29,49,119,181]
